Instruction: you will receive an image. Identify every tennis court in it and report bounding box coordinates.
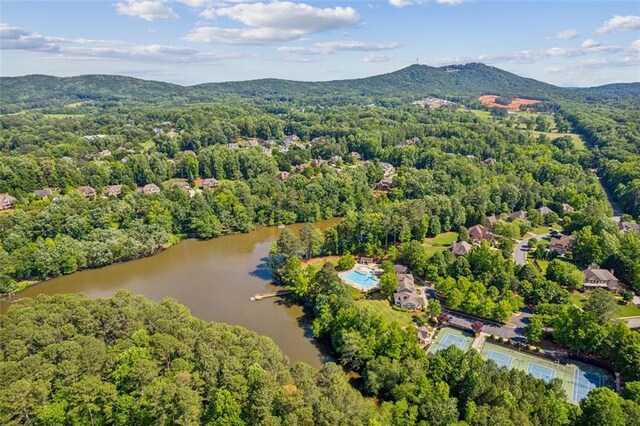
[486,350,513,368]
[480,342,612,403]
[428,327,473,353]
[573,364,606,402]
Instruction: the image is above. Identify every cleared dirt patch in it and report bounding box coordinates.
[478,95,540,110]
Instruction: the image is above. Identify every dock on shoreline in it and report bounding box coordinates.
[250,290,292,301]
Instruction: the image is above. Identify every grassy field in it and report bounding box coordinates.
[467,109,492,120]
[530,131,586,150]
[569,293,640,318]
[140,140,155,151]
[529,259,550,273]
[303,256,340,268]
[422,232,458,258]
[427,232,458,246]
[357,299,414,328]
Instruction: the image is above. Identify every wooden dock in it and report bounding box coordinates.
[250,290,292,301]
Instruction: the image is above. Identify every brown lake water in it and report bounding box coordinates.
[0,219,340,368]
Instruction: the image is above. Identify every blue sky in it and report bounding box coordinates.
[1,0,639,86]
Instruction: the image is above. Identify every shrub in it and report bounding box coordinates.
[336,253,356,271]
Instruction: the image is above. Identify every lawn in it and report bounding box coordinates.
[569,293,640,318]
[530,226,552,235]
[532,259,550,273]
[427,232,458,246]
[468,109,492,120]
[140,140,155,151]
[303,256,340,268]
[423,246,448,258]
[357,299,414,328]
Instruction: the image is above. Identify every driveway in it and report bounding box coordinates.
[513,232,551,266]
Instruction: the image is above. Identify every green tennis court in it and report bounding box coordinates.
[480,342,612,403]
[428,327,473,353]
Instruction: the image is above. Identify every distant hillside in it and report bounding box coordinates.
[1,63,636,112]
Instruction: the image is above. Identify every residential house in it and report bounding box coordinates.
[170,181,191,190]
[417,326,431,346]
[508,210,528,222]
[153,127,163,137]
[562,203,574,213]
[246,139,260,148]
[394,273,423,310]
[160,121,173,127]
[98,149,112,159]
[583,264,623,293]
[78,186,96,198]
[549,235,575,255]
[139,183,161,195]
[537,206,554,216]
[349,152,363,161]
[468,224,498,244]
[329,155,342,165]
[619,222,640,233]
[0,193,17,210]
[376,176,394,191]
[310,159,322,167]
[294,164,308,173]
[104,185,122,198]
[394,264,409,274]
[277,171,291,181]
[201,178,219,191]
[483,158,497,165]
[83,134,107,141]
[485,214,498,229]
[33,188,52,199]
[450,241,473,257]
[379,162,395,176]
[227,143,240,150]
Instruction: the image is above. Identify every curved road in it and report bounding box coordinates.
[513,232,551,266]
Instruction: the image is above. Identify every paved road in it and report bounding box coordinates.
[513,232,551,266]
[598,176,622,223]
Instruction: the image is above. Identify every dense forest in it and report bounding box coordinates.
[1,64,639,425]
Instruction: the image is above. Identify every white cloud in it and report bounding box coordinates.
[596,15,640,34]
[581,39,600,49]
[631,40,640,52]
[188,1,359,44]
[175,0,211,7]
[363,54,395,62]
[436,0,471,4]
[278,40,399,55]
[115,0,178,21]
[0,23,235,64]
[545,47,581,57]
[546,29,579,40]
[388,0,421,7]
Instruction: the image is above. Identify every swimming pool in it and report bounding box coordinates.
[340,268,380,290]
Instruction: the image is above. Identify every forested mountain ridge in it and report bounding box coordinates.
[2,63,637,112]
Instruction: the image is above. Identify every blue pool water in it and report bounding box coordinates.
[341,269,380,289]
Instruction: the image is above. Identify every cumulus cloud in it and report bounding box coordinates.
[631,40,640,52]
[581,39,600,49]
[115,0,178,21]
[0,23,235,64]
[363,54,395,62]
[278,40,399,55]
[596,15,640,34]
[188,2,359,44]
[546,29,579,40]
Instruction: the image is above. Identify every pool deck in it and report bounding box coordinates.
[339,264,382,292]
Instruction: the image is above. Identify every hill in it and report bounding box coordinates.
[0,63,636,112]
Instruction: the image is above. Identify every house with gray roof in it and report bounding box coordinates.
[0,193,17,210]
[583,264,623,293]
[450,241,473,257]
[393,273,423,310]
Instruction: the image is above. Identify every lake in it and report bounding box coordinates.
[0,219,341,368]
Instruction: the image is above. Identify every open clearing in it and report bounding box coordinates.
[357,299,414,328]
[478,95,541,109]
